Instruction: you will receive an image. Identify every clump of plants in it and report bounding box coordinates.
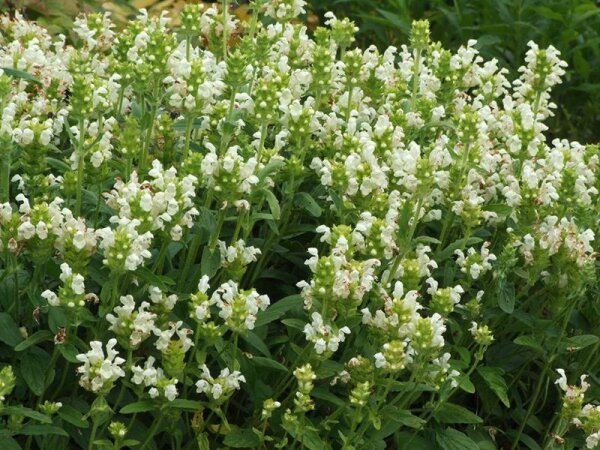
[0,1,598,449]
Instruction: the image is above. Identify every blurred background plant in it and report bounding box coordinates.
[1,0,598,140]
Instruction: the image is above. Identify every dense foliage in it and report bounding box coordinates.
[0,1,599,449]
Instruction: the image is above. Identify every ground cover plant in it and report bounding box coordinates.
[0,1,599,449]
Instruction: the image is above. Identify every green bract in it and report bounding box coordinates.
[0,2,598,449]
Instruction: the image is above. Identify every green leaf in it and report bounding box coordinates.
[241,332,271,358]
[566,335,599,351]
[0,406,51,424]
[281,318,306,331]
[498,281,515,314]
[48,307,67,333]
[0,437,20,450]
[57,404,89,428]
[58,343,80,363]
[120,400,156,414]
[311,386,345,407]
[222,428,261,448]
[436,428,479,450]
[484,203,513,217]
[379,406,425,430]
[14,330,54,352]
[514,335,545,355]
[168,399,202,411]
[0,313,24,347]
[19,424,68,437]
[263,190,281,221]
[21,350,49,396]
[1,67,42,85]
[200,247,221,279]
[91,439,113,449]
[437,237,483,261]
[250,356,288,373]
[255,294,302,328]
[135,267,176,289]
[294,193,322,217]
[46,157,71,172]
[282,423,331,450]
[477,367,510,407]
[434,403,482,424]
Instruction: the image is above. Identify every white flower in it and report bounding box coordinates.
[76,339,125,393]
[195,364,245,402]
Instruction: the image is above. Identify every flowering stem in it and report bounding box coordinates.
[256,123,268,163]
[222,0,229,61]
[386,197,423,284]
[93,181,102,228]
[116,84,125,117]
[152,239,170,274]
[248,0,263,41]
[141,414,163,449]
[75,118,85,217]
[139,83,159,174]
[182,116,193,163]
[343,408,362,448]
[0,147,11,203]
[411,49,421,111]
[113,348,133,413]
[88,421,99,450]
[179,235,201,291]
[209,209,226,250]
[353,377,393,444]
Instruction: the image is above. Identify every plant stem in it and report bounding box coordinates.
[411,48,421,111]
[0,146,11,203]
[152,239,170,274]
[139,83,158,174]
[75,118,85,217]
[89,420,99,450]
[182,116,193,163]
[141,414,164,449]
[222,0,229,60]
